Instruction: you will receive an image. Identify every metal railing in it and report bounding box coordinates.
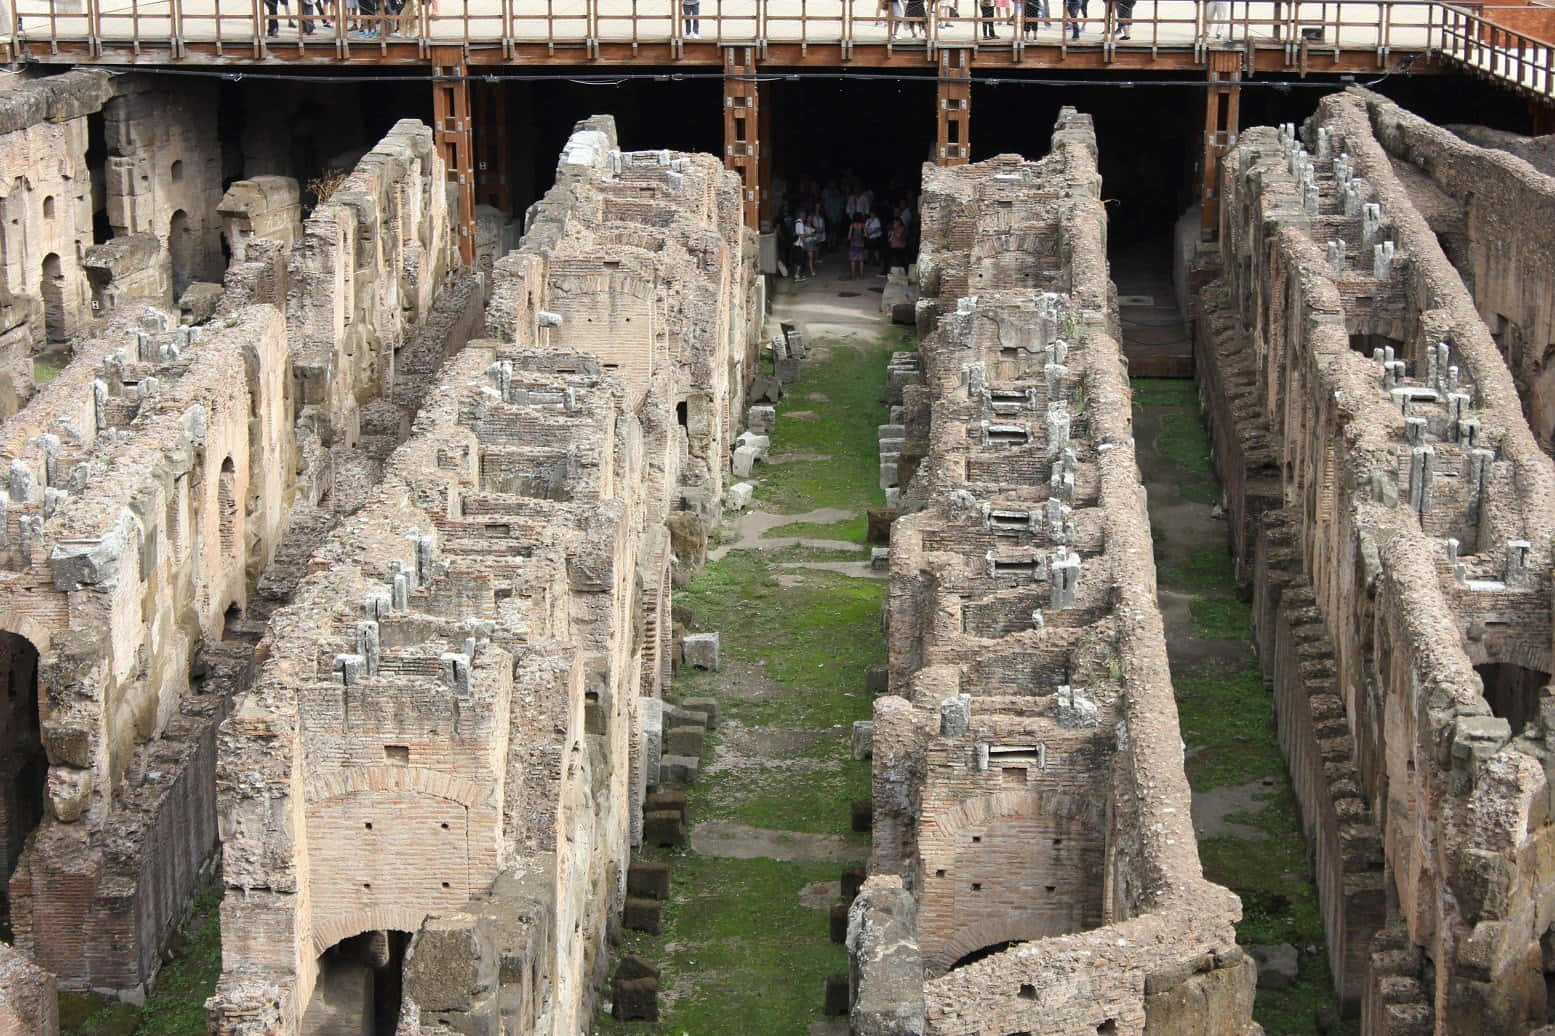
[3,0,1553,104]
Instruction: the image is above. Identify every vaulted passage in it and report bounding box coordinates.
[1477,662,1551,738]
[0,632,45,909]
[302,930,411,1036]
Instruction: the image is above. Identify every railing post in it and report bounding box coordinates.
[432,45,478,268]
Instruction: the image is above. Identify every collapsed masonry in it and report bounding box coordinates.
[0,113,465,1009]
[1194,88,1555,1031]
[209,120,759,1032]
[852,110,1256,1035]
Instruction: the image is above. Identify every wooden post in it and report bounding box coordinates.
[474,78,512,214]
[936,47,971,165]
[432,45,478,267]
[757,76,774,229]
[1200,47,1242,240]
[723,45,761,230]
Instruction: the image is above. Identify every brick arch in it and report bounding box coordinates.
[0,612,54,658]
[302,764,488,809]
[921,786,1104,842]
[934,917,1039,974]
[310,906,429,956]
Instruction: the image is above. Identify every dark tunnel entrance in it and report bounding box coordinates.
[303,929,412,1036]
[0,631,46,938]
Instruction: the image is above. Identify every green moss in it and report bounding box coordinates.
[593,855,855,1035]
[754,333,902,514]
[757,513,868,544]
[1158,547,1236,589]
[1159,411,1214,473]
[1189,595,1252,640]
[1129,377,1199,408]
[63,888,222,1036]
[1175,662,1284,791]
[33,360,63,384]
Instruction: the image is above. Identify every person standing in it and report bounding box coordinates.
[1065,0,1086,36]
[682,0,701,38]
[847,212,867,280]
[979,0,997,39]
[904,0,926,37]
[864,209,884,273]
[791,210,811,282]
[886,217,908,274]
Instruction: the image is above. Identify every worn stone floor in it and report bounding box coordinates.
[1131,372,1353,1036]
[594,256,899,1035]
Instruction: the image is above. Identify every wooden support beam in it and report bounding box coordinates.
[936,47,972,165]
[758,77,774,229]
[432,45,477,267]
[723,45,761,230]
[1200,46,1242,240]
[474,79,512,216]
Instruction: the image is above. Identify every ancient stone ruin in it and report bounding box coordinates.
[0,55,1551,1036]
[1193,87,1555,1032]
[854,110,1256,1034]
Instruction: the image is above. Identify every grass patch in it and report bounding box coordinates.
[1129,377,1199,408]
[33,359,64,384]
[593,855,853,1035]
[1159,411,1214,473]
[63,888,222,1036]
[1179,479,1221,505]
[754,332,901,514]
[1158,547,1236,589]
[758,513,868,544]
[1175,662,1284,791]
[1189,595,1252,640]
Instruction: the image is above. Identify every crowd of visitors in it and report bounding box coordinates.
[873,0,1150,40]
[775,175,919,283]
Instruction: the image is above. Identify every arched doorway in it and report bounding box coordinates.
[168,209,193,300]
[302,930,412,1035]
[0,631,46,935]
[39,253,65,344]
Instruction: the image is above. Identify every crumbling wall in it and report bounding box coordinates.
[1196,90,1555,1029]
[0,301,292,994]
[1359,91,1555,451]
[857,110,1254,1036]
[0,70,114,412]
[212,117,753,1035]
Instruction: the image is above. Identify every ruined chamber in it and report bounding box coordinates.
[852,110,1257,1035]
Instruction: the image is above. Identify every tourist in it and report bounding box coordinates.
[864,208,884,271]
[1065,0,1086,37]
[792,210,812,281]
[980,0,998,39]
[885,216,908,274]
[1107,0,1134,39]
[823,181,846,249]
[682,0,701,38]
[356,0,380,36]
[1207,0,1229,38]
[904,0,926,37]
[847,211,868,279]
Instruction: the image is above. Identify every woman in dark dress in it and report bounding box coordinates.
[904,0,927,37]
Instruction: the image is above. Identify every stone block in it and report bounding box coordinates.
[735,431,771,460]
[664,704,709,730]
[660,754,701,784]
[683,632,720,670]
[851,798,873,832]
[891,302,916,325]
[748,405,776,433]
[615,954,661,981]
[612,975,659,1021]
[749,374,782,404]
[866,508,898,544]
[681,697,719,730]
[829,901,849,943]
[884,487,901,508]
[865,665,889,696]
[627,861,670,901]
[1248,943,1299,989]
[665,725,705,759]
[851,720,874,760]
[776,357,802,384]
[666,512,708,568]
[732,444,759,478]
[623,898,662,935]
[645,790,688,823]
[841,866,866,902]
[643,809,686,848]
[878,461,898,490]
[870,547,890,570]
[725,481,754,510]
[823,972,850,1016]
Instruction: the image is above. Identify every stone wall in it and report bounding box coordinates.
[210,117,756,1034]
[1196,89,1555,1029]
[0,70,114,416]
[1359,92,1555,451]
[858,109,1255,1036]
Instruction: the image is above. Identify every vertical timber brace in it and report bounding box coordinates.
[433,45,477,267]
[474,79,511,216]
[723,46,761,230]
[936,47,971,166]
[1200,47,1242,240]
